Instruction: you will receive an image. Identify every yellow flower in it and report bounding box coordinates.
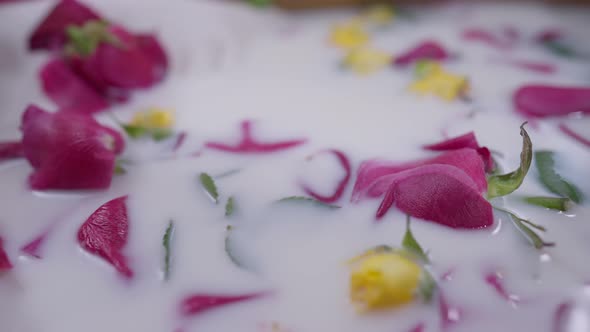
[330,21,369,49]
[362,4,395,26]
[342,47,391,75]
[410,62,469,101]
[349,251,421,311]
[131,107,174,129]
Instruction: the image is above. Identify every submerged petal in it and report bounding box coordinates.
[394,40,451,67]
[514,85,590,118]
[424,132,494,172]
[179,292,267,317]
[0,236,12,271]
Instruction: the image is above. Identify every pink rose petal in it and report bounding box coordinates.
[173,131,188,152]
[77,196,132,278]
[424,132,495,172]
[301,149,351,204]
[40,58,109,113]
[179,292,266,317]
[29,0,101,51]
[462,28,516,50]
[374,164,493,229]
[21,235,45,259]
[484,271,520,305]
[0,141,24,161]
[514,85,590,118]
[0,236,12,271]
[21,104,124,190]
[559,123,590,148]
[394,40,451,67]
[206,120,306,154]
[499,59,556,74]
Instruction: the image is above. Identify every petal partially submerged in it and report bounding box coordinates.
[29,0,101,51]
[0,141,24,161]
[21,104,124,190]
[394,40,451,67]
[0,236,12,271]
[514,85,590,118]
[179,292,267,317]
[423,132,494,172]
[301,149,351,204]
[77,196,132,278]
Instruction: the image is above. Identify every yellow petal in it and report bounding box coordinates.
[131,108,175,129]
[350,252,421,311]
[410,64,468,101]
[330,21,369,49]
[343,47,391,75]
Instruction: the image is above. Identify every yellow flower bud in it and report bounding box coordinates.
[343,47,391,75]
[330,21,369,49]
[131,108,174,129]
[410,62,469,101]
[349,251,421,311]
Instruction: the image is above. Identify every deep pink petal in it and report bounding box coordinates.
[462,28,515,50]
[40,58,109,113]
[352,148,487,202]
[0,236,12,271]
[374,164,493,228]
[21,104,124,190]
[500,59,556,74]
[21,234,45,259]
[29,0,101,51]
[514,85,590,118]
[559,123,590,148]
[179,293,266,317]
[0,141,24,161]
[484,272,520,304]
[135,33,169,83]
[173,132,187,152]
[301,149,351,204]
[424,132,494,172]
[206,120,306,154]
[77,196,132,278]
[394,40,451,67]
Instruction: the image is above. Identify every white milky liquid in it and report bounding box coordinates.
[0,1,589,332]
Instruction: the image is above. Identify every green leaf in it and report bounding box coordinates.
[151,128,173,141]
[65,20,120,56]
[487,123,532,199]
[402,216,429,263]
[113,161,127,175]
[248,0,273,7]
[162,221,174,281]
[493,207,554,250]
[275,196,341,209]
[417,269,437,303]
[523,196,572,212]
[122,124,147,138]
[199,172,219,204]
[535,150,583,204]
[542,41,576,58]
[225,196,235,217]
[224,225,249,270]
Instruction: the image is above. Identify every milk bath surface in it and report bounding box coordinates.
[0,1,590,332]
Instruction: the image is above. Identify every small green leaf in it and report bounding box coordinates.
[224,225,248,270]
[417,269,437,303]
[535,150,583,204]
[402,216,429,263]
[523,196,572,212]
[113,161,127,175]
[493,207,554,250]
[122,124,147,138]
[487,123,532,199]
[275,196,341,209]
[151,128,173,141]
[542,41,576,58]
[65,20,120,56]
[162,221,174,281]
[199,172,219,204]
[225,196,235,217]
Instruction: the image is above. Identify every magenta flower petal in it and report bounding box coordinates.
[462,28,515,50]
[40,59,109,113]
[179,292,266,317]
[374,164,493,228]
[301,149,351,204]
[352,148,487,202]
[394,40,451,67]
[514,85,590,118]
[501,59,556,74]
[21,104,124,190]
[535,28,563,44]
[424,132,494,172]
[29,0,101,51]
[206,120,306,154]
[77,196,132,278]
[484,272,520,304]
[0,141,24,161]
[559,123,590,148]
[0,236,12,271]
[21,234,45,259]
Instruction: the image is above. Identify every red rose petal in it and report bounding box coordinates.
[374,164,493,229]
[21,104,124,190]
[0,236,12,271]
[301,149,351,204]
[29,0,101,51]
[484,272,520,304]
[559,123,590,148]
[514,85,590,118]
[424,132,495,172]
[206,120,306,154]
[40,58,109,113]
[77,196,132,278]
[462,28,516,50]
[394,40,451,67]
[179,292,266,317]
[0,141,24,161]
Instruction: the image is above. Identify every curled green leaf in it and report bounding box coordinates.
[402,216,429,263]
[225,196,235,217]
[224,225,248,270]
[417,269,437,303]
[487,123,532,199]
[523,196,572,212]
[275,196,341,209]
[162,221,174,281]
[199,172,219,204]
[493,206,554,250]
[535,151,583,204]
